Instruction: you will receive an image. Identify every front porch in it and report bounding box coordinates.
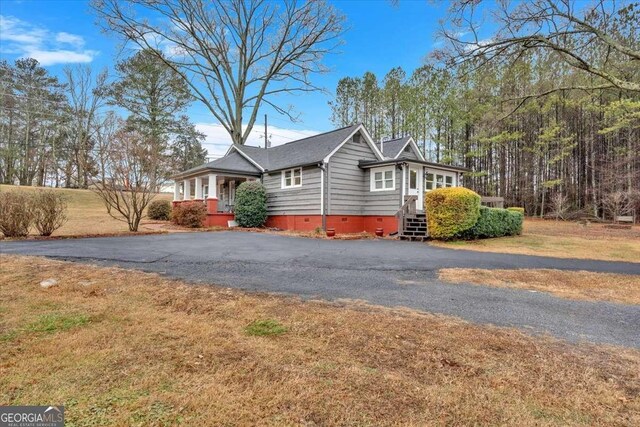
[172,172,259,227]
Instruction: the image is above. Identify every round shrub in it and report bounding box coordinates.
[425,187,481,240]
[234,181,267,228]
[458,206,523,239]
[172,202,206,228]
[148,199,172,220]
[0,191,34,237]
[32,190,67,236]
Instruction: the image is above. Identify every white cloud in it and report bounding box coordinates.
[55,32,85,47]
[0,15,98,65]
[195,122,320,159]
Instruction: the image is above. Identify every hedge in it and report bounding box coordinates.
[458,206,523,239]
[507,207,525,215]
[425,187,481,240]
[234,181,268,228]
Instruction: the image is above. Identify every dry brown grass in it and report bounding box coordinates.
[0,184,173,237]
[439,268,640,305]
[1,255,639,426]
[433,218,640,263]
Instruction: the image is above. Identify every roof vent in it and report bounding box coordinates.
[352,133,361,143]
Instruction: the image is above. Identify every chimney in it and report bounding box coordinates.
[380,140,384,154]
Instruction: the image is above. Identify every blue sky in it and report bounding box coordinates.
[0,0,451,157]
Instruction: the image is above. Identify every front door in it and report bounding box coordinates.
[408,166,423,210]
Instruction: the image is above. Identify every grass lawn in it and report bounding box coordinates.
[0,184,173,237]
[1,255,639,426]
[432,218,640,263]
[439,268,640,305]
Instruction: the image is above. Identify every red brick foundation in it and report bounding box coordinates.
[265,215,397,235]
[172,200,397,235]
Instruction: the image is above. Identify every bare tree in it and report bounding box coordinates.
[602,191,636,222]
[92,125,165,231]
[548,192,570,221]
[64,65,109,188]
[438,0,640,98]
[92,0,345,145]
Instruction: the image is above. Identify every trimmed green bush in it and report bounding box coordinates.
[234,181,267,228]
[172,202,206,228]
[148,199,172,220]
[458,206,523,239]
[507,207,525,215]
[425,187,481,240]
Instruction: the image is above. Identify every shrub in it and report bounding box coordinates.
[147,199,172,221]
[172,202,206,228]
[0,191,34,237]
[32,190,67,236]
[234,181,268,228]
[425,187,481,240]
[459,206,523,239]
[507,207,525,215]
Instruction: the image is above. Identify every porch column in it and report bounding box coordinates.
[206,173,218,214]
[195,176,203,200]
[183,179,191,200]
[173,181,181,201]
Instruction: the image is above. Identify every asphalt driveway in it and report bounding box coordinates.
[2,232,639,347]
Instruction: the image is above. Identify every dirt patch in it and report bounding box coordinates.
[1,255,639,426]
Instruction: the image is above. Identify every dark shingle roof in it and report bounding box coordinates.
[176,150,262,177]
[381,136,411,159]
[235,124,361,171]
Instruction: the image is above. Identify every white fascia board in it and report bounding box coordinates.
[394,137,425,161]
[323,124,385,164]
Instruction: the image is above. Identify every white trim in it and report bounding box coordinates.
[323,124,385,164]
[401,164,406,200]
[227,145,265,172]
[281,167,302,189]
[369,166,396,192]
[394,137,425,161]
[320,166,324,214]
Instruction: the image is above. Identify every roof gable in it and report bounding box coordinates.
[381,136,424,160]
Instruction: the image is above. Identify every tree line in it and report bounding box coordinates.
[330,0,639,219]
[0,50,208,189]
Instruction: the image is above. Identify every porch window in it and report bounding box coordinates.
[445,176,453,187]
[281,167,302,188]
[425,173,434,191]
[370,166,395,192]
[435,174,444,188]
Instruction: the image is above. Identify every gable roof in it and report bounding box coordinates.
[381,136,412,159]
[230,123,368,171]
[174,150,262,178]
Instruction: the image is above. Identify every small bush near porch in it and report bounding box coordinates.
[172,202,207,228]
[234,181,267,228]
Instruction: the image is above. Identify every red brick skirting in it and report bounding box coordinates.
[172,200,397,235]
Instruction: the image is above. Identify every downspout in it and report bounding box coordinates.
[319,162,327,230]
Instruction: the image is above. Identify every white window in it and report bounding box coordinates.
[425,171,457,192]
[425,173,434,191]
[445,176,453,187]
[370,167,395,192]
[281,167,302,188]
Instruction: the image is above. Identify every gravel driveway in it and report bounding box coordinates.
[2,231,639,347]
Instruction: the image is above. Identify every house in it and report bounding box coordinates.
[172,123,468,235]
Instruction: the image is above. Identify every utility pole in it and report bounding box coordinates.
[264,114,268,149]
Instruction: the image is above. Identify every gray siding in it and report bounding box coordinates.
[263,165,321,215]
[327,136,378,215]
[363,166,402,215]
[398,143,421,160]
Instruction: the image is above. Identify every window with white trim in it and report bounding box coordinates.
[370,166,395,191]
[425,171,457,191]
[281,167,302,188]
